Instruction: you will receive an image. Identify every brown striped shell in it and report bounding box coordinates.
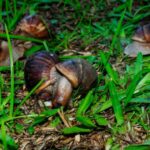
[15,15,49,38]
[56,59,97,91]
[24,51,59,91]
[132,24,150,42]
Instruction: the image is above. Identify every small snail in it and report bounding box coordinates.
[124,24,150,57]
[0,40,32,66]
[24,51,97,108]
[0,14,49,66]
[14,14,49,38]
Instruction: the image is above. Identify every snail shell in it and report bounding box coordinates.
[124,24,150,57]
[24,51,59,91]
[24,51,97,107]
[15,15,49,38]
[0,41,22,66]
[132,24,150,42]
[0,40,32,66]
[56,59,97,90]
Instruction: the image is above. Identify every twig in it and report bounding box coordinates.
[58,109,71,127]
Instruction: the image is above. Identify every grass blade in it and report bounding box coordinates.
[134,73,150,94]
[10,2,27,30]
[130,97,150,103]
[127,0,133,13]
[24,45,43,57]
[94,114,109,126]
[0,126,18,149]
[134,53,143,75]
[0,0,2,21]
[62,126,91,134]
[124,144,150,150]
[0,33,43,43]
[94,99,112,113]
[29,109,58,127]
[0,66,10,71]
[125,72,142,106]
[5,24,14,117]
[5,0,10,29]
[0,74,4,105]
[1,121,7,149]
[108,80,124,125]
[76,90,94,116]
[100,52,118,82]
[76,115,96,128]
[110,9,126,53]
[13,0,17,17]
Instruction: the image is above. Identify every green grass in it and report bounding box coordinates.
[5,24,14,117]
[0,0,150,149]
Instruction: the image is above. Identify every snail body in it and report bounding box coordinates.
[124,24,150,57]
[24,51,97,108]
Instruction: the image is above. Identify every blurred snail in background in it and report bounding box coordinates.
[0,14,49,66]
[24,51,97,108]
[14,14,49,38]
[0,40,31,66]
[124,23,150,57]
[0,41,9,66]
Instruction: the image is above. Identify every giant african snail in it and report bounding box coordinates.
[0,14,49,66]
[24,51,97,108]
[124,23,150,57]
[14,14,49,38]
[0,40,32,66]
